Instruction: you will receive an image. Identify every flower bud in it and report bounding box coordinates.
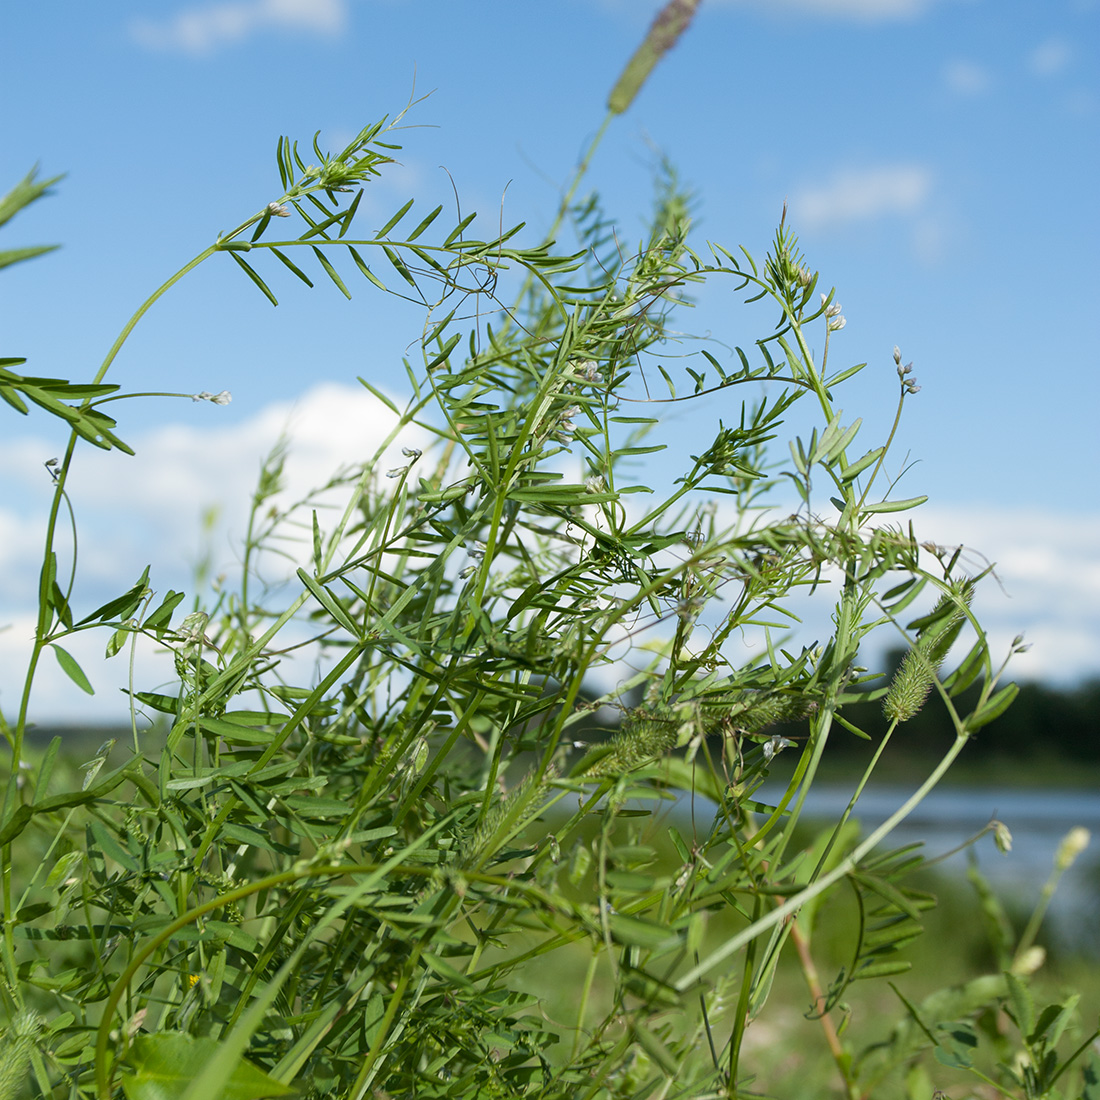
[1055,826,1090,871]
[1011,946,1046,976]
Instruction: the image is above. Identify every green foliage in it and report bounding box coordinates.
[1,9,1094,1099]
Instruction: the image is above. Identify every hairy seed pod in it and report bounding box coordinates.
[884,581,974,723]
[0,1010,42,1100]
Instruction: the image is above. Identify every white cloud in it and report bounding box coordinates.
[0,382,429,723]
[4,390,1099,724]
[792,164,933,231]
[714,0,941,19]
[943,59,993,96]
[915,505,1100,686]
[130,0,348,55]
[1028,37,1072,77]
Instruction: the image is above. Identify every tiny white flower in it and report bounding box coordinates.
[763,735,796,762]
[893,345,903,365]
[385,466,407,478]
[828,315,846,331]
[267,201,291,218]
[193,390,232,405]
[825,302,842,318]
[401,447,422,460]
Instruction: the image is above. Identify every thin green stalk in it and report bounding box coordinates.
[674,731,972,992]
[571,947,602,1061]
[811,717,902,880]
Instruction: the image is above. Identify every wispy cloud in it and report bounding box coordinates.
[5,386,1098,724]
[792,164,933,231]
[943,59,993,96]
[919,506,1100,686]
[1028,37,1072,77]
[130,0,348,55]
[713,0,941,20]
[0,383,426,722]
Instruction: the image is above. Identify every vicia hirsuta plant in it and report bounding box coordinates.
[2,5,1094,1099]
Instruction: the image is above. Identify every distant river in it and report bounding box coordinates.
[759,783,1100,952]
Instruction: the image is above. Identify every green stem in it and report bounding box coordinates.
[674,732,971,992]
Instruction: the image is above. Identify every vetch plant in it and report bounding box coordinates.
[2,5,1096,1099]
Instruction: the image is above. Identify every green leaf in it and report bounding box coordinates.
[422,950,474,988]
[443,212,477,247]
[608,912,679,950]
[357,376,399,413]
[131,690,182,715]
[839,447,884,483]
[851,960,913,981]
[228,251,279,307]
[311,509,322,572]
[382,244,417,289]
[0,244,60,270]
[311,245,352,299]
[943,637,987,696]
[0,165,64,230]
[32,737,62,806]
[77,566,152,625]
[632,1021,679,1075]
[122,1033,293,1100]
[50,580,74,629]
[336,187,363,238]
[51,644,94,695]
[1082,1052,1100,1100]
[375,197,414,238]
[144,590,186,637]
[68,407,135,453]
[269,246,314,287]
[406,204,442,241]
[297,568,361,637]
[933,1021,978,1069]
[862,495,928,514]
[1005,970,1036,1036]
[967,682,1019,732]
[88,818,138,872]
[0,760,138,844]
[1030,995,1078,1047]
[425,332,462,371]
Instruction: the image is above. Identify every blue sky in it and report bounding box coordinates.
[3,0,1099,721]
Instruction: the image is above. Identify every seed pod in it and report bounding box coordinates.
[884,580,974,723]
[0,1011,42,1100]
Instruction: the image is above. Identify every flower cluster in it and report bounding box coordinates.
[821,293,845,331]
[893,346,920,394]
